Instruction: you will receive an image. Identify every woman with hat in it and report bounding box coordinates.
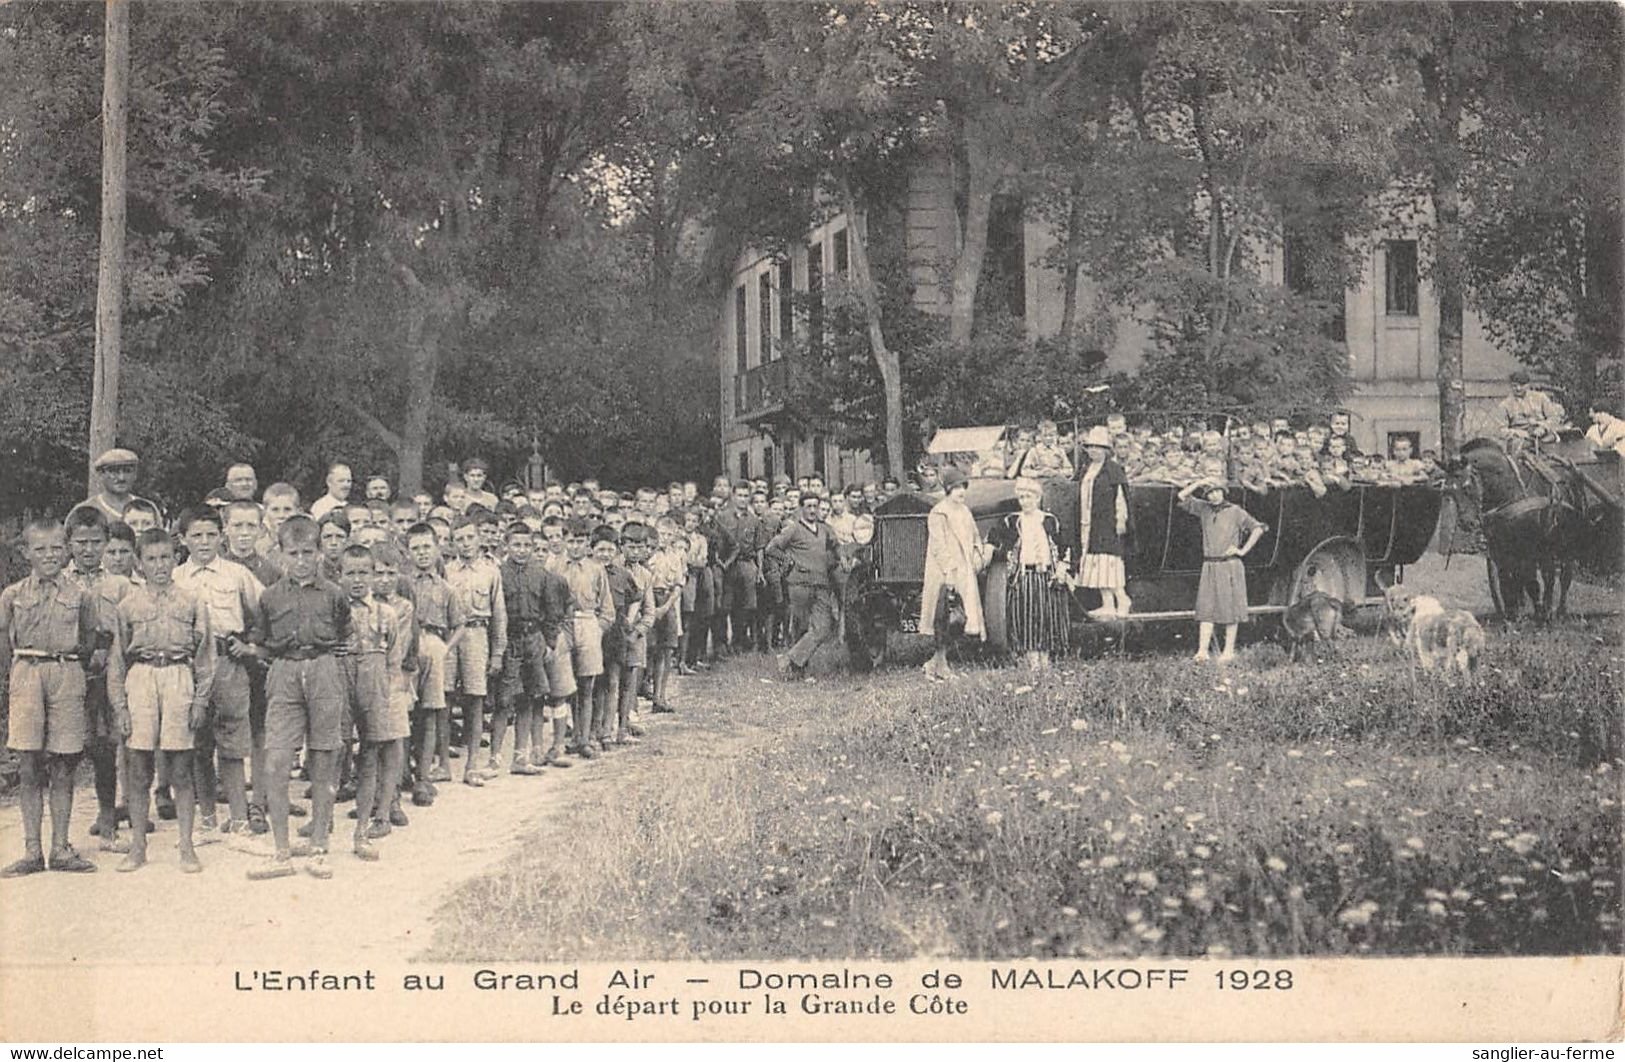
[1077,425,1132,620]
[1176,478,1267,663]
[996,477,1070,669]
[919,467,987,681]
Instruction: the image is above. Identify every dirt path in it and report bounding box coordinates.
[0,663,798,968]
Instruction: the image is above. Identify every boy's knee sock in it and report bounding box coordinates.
[89,744,117,826]
[488,702,510,763]
[127,754,153,858]
[435,707,452,765]
[354,747,378,837]
[18,756,45,851]
[220,757,249,822]
[170,752,196,852]
[47,754,80,849]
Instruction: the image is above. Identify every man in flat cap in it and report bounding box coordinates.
[74,449,156,526]
[1496,370,1567,445]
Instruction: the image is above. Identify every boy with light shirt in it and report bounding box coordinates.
[258,482,300,559]
[644,518,688,715]
[443,518,506,786]
[559,517,614,759]
[0,522,101,876]
[220,500,280,833]
[405,524,465,799]
[175,508,263,838]
[108,530,215,873]
[335,545,401,860]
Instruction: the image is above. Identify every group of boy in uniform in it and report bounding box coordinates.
[0,451,895,881]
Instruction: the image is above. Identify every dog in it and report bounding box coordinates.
[1281,591,1345,661]
[1383,584,1485,679]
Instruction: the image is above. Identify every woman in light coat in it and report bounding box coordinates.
[919,467,986,680]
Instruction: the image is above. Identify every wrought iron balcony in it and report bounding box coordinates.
[734,358,788,422]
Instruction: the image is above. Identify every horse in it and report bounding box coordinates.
[1450,437,1586,621]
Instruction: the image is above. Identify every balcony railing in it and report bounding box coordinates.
[734,358,788,421]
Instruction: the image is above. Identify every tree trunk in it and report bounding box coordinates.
[839,179,906,482]
[1058,175,1087,352]
[88,0,129,489]
[1422,16,1466,458]
[947,110,1002,346]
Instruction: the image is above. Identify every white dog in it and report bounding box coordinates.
[1383,585,1485,679]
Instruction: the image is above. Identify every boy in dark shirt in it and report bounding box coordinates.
[243,516,351,881]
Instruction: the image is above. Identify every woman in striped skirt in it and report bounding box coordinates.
[1000,478,1071,669]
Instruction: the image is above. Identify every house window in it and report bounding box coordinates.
[734,285,748,372]
[812,434,827,478]
[738,449,750,481]
[762,445,774,481]
[834,227,849,277]
[778,260,794,344]
[758,272,772,363]
[1386,240,1419,317]
[806,241,824,356]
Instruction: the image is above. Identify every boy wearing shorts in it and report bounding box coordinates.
[558,517,613,759]
[175,507,263,837]
[243,516,351,881]
[405,523,464,802]
[108,530,215,873]
[61,507,130,851]
[368,543,415,833]
[443,517,506,786]
[0,521,102,876]
[498,522,569,774]
[335,545,399,861]
[645,517,688,716]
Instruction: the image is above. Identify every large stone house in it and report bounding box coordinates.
[718,156,1524,487]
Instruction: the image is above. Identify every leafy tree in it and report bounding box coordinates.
[0,2,262,513]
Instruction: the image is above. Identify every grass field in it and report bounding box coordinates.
[431,603,1622,961]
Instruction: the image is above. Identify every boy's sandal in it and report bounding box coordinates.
[115,854,146,873]
[411,787,435,807]
[287,802,309,818]
[353,840,380,862]
[462,773,485,787]
[48,847,97,873]
[388,805,409,827]
[247,804,269,833]
[1,854,46,878]
[304,850,333,879]
[99,836,132,854]
[366,819,392,840]
[178,853,203,875]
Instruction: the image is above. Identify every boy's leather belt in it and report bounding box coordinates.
[420,623,448,639]
[1203,555,1240,563]
[13,649,82,663]
[509,618,543,633]
[273,645,332,661]
[131,651,192,667]
[463,617,490,628]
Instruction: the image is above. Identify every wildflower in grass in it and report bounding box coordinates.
[1061,906,1079,917]
[1344,778,1369,789]
[1337,901,1379,927]
[1134,870,1159,890]
[1265,856,1288,873]
[1507,832,1539,856]
[1187,884,1209,902]
[1070,718,1089,731]
[985,811,1004,827]
[1125,909,1144,925]
[1139,927,1166,943]
[1100,855,1122,869]
[1426,901,1447,918]
[1193,844,1213,859]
